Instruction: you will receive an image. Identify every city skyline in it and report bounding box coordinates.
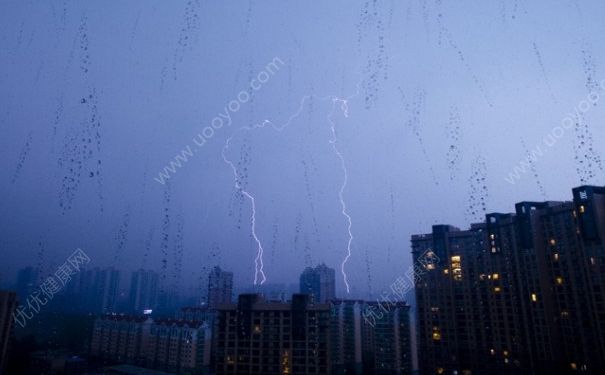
[2,1,605,374]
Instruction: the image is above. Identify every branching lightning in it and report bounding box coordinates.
[222,83,360,291]
[222,96,314,285]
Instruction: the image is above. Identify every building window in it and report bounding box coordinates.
[432,326,442,341]
[531,293,537,302]
[451,255,462,281]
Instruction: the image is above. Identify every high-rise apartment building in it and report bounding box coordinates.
[299,264,336,303]
[330,300,364,374]
[90,315,152,365]
[213,294,331,375]
[128,269,159,314]
[208,266,233,310]
[77,267,121,313]
[146,318,212,374]
[413,185,605,374]
[90,315,212,374]
[15,267,38,301]
[0,291,17,374]
[364,302,412,375]
[330,299,412,375]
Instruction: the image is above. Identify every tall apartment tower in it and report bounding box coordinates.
[364,302,412,375]
[330,300,364,374]
[207,266,233,309]
[299,264,336,303]
[213,294,331,375]
[0,291,17,374]
[79,267,120,313]
[330,300,412,375]
[128,269,159,313]
[412,185,605,374]
[15,267,38,301]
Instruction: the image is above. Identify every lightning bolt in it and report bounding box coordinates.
[326,92,358,294]
[222,137,266,285]
[222,83,360,289]
[222,96,314,285]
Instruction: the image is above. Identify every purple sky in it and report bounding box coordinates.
[1,0,604,299]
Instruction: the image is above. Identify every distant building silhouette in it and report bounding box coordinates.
[413,185,605,374]
[0,291,17,374]
[128,269,159,314]
[207,266,233,309]
[78,267,120,313]
[15,267,38,301]
[299,263,336,303]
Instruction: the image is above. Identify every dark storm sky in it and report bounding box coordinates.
[1,0,604,298]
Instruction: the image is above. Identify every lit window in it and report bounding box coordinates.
[561,310,569,318]
[579,205,585,214]
[590,257,596,265]
[553,253,559,261]
[489,234,495,240]
[431,307,439,312]
[490,349,495,355]
[432,327,441,341]
[556,276,564,285]
[450,255,462,281]
[570,363,577,370]
[443,269,449,275]
[503,350,509,357]
[426,263,435,270]
[531,293,537,302]
[491,247,497,253]
[494,287,501,293]
[549,239,556,246]
[436,368,445,374]
[492,273,499,280]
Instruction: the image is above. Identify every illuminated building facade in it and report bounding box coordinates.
[413,185,605,374]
